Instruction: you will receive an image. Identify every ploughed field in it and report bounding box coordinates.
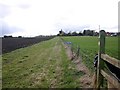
[62,36,119,72]
[2,36,55,54]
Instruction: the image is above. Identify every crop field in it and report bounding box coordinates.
[2,37,83,88]
[62,36,119,72]
[2,36,54,54]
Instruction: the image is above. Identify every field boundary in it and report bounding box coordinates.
[94,30,120,89]
[62,38,92,88]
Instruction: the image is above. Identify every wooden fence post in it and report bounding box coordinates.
[77,46,80,57]
[96,30,106,88]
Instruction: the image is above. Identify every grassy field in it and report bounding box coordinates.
[2,37,83,88]
[2,36,119,88]
[62,36,119,72]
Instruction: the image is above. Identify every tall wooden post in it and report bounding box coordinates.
[96,30,106,88]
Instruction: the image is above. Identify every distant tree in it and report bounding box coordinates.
[94,32,99,36]
[83,30,94,36]
[4,35,7,38]
[4,35,12,38]
[57,34,60,36]
[67,32,71,36]
[72,31,78,36]
[18,36,22,38]
[58,29,66,36]
[83,30,86,36]
[89,30,94,36]
[78,32,83,36]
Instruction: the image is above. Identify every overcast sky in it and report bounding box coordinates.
[0,0,119,37]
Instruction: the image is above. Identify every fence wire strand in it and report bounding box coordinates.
[61,38,95,71]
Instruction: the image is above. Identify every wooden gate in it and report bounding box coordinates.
[94,30,120,89]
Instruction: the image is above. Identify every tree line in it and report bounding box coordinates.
[57,29,99,36]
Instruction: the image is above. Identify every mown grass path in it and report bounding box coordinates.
[2,37,83,88]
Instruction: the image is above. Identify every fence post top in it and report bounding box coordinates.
[100,30,106,33]
[99,30,106,37]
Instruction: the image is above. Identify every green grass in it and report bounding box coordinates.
[105,37,118,59]
[2,37,82,88]
[2,36,119,88]
[62,36,119,72]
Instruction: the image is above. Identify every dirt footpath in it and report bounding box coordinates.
[64,44,93,88]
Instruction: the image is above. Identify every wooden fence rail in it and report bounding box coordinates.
[101,54,120,69]
[94,30,120,89]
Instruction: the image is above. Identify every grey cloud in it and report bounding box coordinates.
[110,26,118,29]
[0,3,30,18]
[55,22,90,32]
[102,26,118,30]
[0,21,24,36]
[64,24,90,32]
[0,4,11,18]
[17,3,31,9]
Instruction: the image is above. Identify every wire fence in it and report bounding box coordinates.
[61,37,95,72]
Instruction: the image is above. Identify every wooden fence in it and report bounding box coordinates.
[94,30,120,89]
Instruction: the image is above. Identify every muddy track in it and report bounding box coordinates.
[63,43,93,88]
